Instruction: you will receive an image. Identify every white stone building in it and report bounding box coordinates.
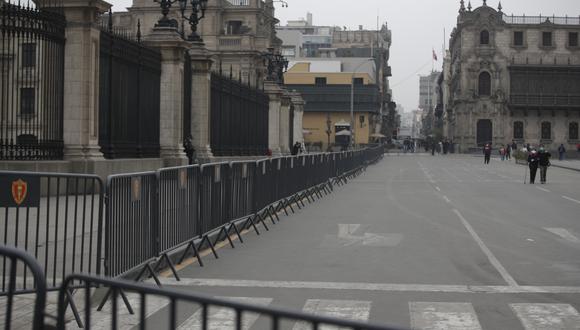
[446,1,580,151]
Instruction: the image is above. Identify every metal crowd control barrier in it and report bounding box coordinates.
[0,245,47,330]
[0,171,104,327]
[58,273,402,330]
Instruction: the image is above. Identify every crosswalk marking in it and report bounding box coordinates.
[177,297,272,330]
[409,302,482,330]
[544,228,580,243]
[292,299,371,330]
[511,303,580,329]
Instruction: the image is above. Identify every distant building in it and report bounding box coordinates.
[446,1,580,151]
[284,58,381,150]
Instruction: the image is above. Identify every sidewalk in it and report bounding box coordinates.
[550,159,580,172]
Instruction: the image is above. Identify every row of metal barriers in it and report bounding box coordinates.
[0,146,387,328]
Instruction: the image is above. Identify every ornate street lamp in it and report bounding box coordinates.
[262,47,289,84]
[154,0,180,28]
[178,0,209,41]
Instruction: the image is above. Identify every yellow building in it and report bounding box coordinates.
[284,58,381,150]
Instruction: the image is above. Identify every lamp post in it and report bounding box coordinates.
[262,47,289,84]
[350,59,374,149]
[325,113,332,151]
[154,0,180,27]
[178,0,208,41]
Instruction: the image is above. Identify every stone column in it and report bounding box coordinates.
[264,81,283,156]
[143,27,191,167]
[279,91,292,155]
[189,43,214,162]
[57,0,111,160]
[289,91,305,144]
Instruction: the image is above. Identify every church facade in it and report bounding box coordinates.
[444,1,580,151]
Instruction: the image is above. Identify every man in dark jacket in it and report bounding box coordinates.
[538,147,551,184]
[527,149,540,184]
[483,143,492,164]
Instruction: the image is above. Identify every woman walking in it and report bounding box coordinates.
[538,147,552,184]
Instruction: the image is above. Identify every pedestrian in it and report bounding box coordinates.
[291,141,301,155]
[183,134,195,165]
[500,146,506,161]
[511,140,517,153]
[557,144,566,161]
[538,147,551,184]
[431,141,436,156]
[483,143,492,164]
[506,144,511,160]
[527,149,539,184]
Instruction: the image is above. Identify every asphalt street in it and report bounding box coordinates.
[126,155,579,329]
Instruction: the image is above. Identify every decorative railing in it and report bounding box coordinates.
[510,94,580,107]
[219,37,242,47]
[226,0,251,6]
[502,14,580,25]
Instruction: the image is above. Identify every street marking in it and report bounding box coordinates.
[562,196,580,205]
[511,303,580,330]
[293,299,371,330]
[544,228,580,243]
[443,196,451,203]
[409,302,481,330]
[452,209,519,287]
[435,186,441,192]
[157,278,580,294]
[326,224,402,247]
[536,187,550,193]
[177,297,272,330]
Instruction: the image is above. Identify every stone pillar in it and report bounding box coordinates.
[289,91,305,144]
[264,81,283,156]
[58,0,111,160]
[189,43,214,162]
[143,27,190,167]
[279,91,292,155]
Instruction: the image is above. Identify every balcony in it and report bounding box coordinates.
[226,0,250,6]
[509,94,580,109]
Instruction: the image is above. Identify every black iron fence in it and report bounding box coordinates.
[0,1,66,160]
[98,16,161,159]
[210,71,269,156]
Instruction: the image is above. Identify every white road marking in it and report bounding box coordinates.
[544,228,580,243]
[157,278,580,294]
[535,187,550,193]
[435,186,441,192]
[335,224,402,247]
[409,302,481,330]
[177,297,272,330]
[511,303,580,330]
[562,196,580,205]
[293,299,371,330]
[452,209,519,287]
[443,196,451,203]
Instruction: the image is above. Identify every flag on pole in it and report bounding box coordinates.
[432,49,438,61]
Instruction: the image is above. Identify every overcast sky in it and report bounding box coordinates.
[113,0,578,113]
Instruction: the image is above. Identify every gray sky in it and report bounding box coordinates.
[113,0,578,113]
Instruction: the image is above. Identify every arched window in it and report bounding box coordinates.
[570,122,579,140]
[480,30,490,45]
[541,122,551,140]
[513,121,524,139]
[478,72,491,96]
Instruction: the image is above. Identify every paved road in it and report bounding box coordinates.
[55,154,580,329]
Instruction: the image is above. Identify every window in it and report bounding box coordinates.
[569,32,579,47]
[513,121,524,139]
[542,32,553,47]
[541,122,551,140]
[513,31,524,46]
[22,43,36,68]
[20,88,35,116]
[226,21,243,35]
[570,122,579,140]
[315,77,327,86]
[480,30,490,45]
[359,115,365,128]
[353,78,363,85]
[478,72,491,96]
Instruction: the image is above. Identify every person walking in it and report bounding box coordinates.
[511,140,517,153]
[499,146,506,161]
[506,144,511,160]
[291,141,301,155]
[538,147,551,184]
[527,149,540,184]
[557,144,566,161]
[483,143,492,164]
